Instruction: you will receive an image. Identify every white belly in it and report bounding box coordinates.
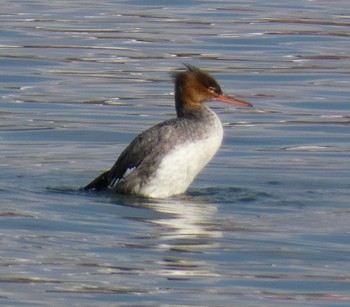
[138,125,223,198]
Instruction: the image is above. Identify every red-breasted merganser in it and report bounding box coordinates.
[84,65,253,198]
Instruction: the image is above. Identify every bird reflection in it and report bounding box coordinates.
[148,198,221,241]
[112,192,222,249]
[112,193,223,280]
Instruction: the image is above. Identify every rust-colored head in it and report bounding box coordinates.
[173,64,252,117]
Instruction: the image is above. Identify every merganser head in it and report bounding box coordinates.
[173,64,252,117]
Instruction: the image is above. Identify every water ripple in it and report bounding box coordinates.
[1,0,350,306]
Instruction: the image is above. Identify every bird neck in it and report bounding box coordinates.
[175,88,203,118]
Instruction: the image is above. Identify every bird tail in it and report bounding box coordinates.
[83,171,110,191]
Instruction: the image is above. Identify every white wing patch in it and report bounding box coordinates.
[109,166,137,189]
[123,166,137,178]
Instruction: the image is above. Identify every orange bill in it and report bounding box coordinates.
[215,94,253,107]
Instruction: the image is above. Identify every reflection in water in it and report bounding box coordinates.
[117,194,222,243]
[147,198,221,241]
[114,194,222,280]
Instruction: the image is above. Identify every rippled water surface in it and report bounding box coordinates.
[1,0,350,306]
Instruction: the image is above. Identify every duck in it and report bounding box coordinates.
[83,64,253,198]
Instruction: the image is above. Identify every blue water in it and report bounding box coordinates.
[1,0,350,306]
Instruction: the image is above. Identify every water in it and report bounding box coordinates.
[1,0,350,306]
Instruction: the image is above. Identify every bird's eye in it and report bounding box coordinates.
[208,86,217,94]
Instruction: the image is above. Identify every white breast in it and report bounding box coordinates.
[137,116,223,198]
